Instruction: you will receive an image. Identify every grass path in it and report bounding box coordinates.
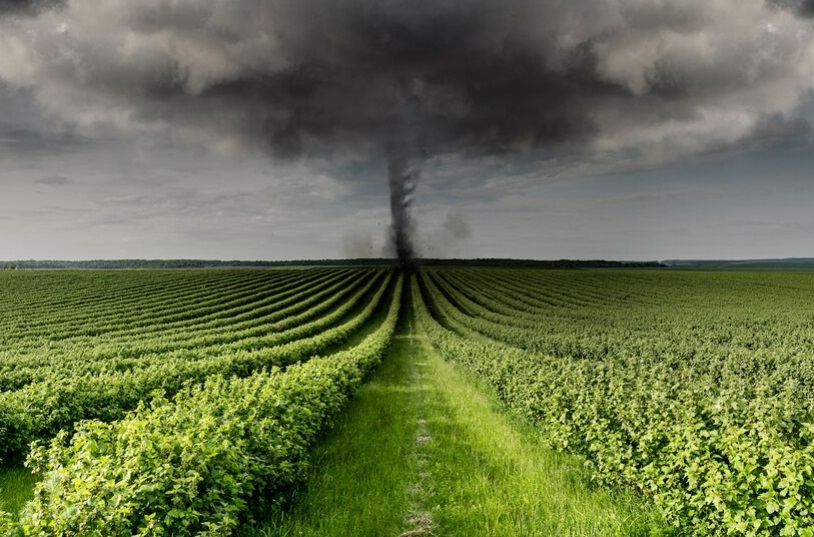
[0,466,37,516]
[239,324,421,537]
[243,291,668,537]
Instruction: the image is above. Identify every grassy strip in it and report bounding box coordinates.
[414,335,668,536]
[0,468,36,517]
[239,330,419,537]
[246,278,667,536]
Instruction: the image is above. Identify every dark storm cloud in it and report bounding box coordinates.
[182,2,618,158]
[0,0,814,264]
[749,115,812,145]
[0,0,61,15]
[767,0,814,18]
[1,0,813,262]
[2,0,812,162]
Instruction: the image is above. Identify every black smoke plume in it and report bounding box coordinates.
[387,150,419,267]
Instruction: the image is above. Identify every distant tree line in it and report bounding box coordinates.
[1,259,395,270]
[0,258,666,270]
[663,258,814,270]
[415,258,667,269]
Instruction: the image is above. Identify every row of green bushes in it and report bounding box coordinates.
[26,268,355,344]
[433,268,814,399]
[0,269,370,385]
[0,272,392,461]
[1,275,402,536]
[417,271,814,536]
[0,268,309,338]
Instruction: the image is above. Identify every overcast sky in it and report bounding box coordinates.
[2,0,814,261]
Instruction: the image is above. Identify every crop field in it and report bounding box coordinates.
[0,267,812,536]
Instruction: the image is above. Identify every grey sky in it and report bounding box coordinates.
[1,0,813,261]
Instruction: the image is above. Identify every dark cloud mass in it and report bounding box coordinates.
[1,0,813,262]
[0,0,61,15]
[34,175,70,185]
[768,0,814,17]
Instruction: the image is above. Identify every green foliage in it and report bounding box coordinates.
[5,266,813,535]
[4,274,402,536]
[0,269,390,461]
[417,268,814,536]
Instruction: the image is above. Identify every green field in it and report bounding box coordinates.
[0,267,812,535]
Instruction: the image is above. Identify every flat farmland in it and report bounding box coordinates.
[417,268,814,536]
[0,267,812,536]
